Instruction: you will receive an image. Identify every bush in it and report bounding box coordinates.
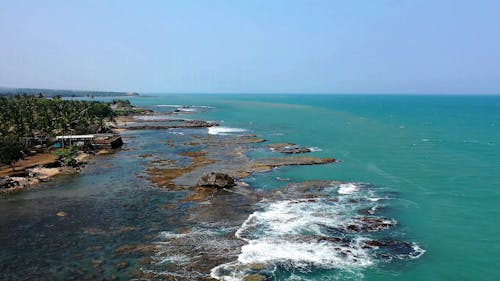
[0,135,25,166]
[54,146,79,167]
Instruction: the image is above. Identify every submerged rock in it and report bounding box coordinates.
[198,172,235,188]
[56,211,68,217]
[244,274,267,281]
[115,262,128,270]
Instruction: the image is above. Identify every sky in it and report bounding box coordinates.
[0,0,499,94]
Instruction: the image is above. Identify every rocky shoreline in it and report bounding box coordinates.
[0,151,104,195]
[116,106,424,280]
[0,102,424,280]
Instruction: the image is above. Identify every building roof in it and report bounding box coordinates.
[56,134,117,140]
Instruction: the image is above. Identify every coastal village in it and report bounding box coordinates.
[0,95,335,194]
[0,97,129,193]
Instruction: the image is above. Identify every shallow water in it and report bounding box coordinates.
[1,94,499,280]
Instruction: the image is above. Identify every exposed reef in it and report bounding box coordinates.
[117,120,219,130]
[268,143,312,154]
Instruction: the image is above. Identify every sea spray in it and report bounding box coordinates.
[211,182,424,280]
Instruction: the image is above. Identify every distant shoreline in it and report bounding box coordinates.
[0,86,139,98]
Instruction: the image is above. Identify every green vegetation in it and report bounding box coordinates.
[0,87,139,98]
[0,135,25,167]
[0,95,116,165]
[111,99,152,116]
[111,99,131,107]
[54,146,79,167]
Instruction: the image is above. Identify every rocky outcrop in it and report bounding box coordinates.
[198,172,235,188]
[0,176,40,194]
[248,156,336,174]
[0,176,21,189]
[343,217,396,233]
[118,120,219,130]
[268,143,311,154]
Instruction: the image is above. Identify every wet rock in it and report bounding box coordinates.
[91,259,103,269]
[115,262,128,270]
[119,120,218,130]
[115,244,135,254]
[251,157,336,169]
[163,203,178,209]
[0,176,20,189]
[268,143,311,154]
[116,244,156,255]
[138,257,152,265]
[248,263,269,271]
[118,226,137,233]
[135,244,156,254]
[343,217,396,233]
[198,172,235,188]
[364,240,385,247]
[244,274,267,281]
[56,211,68,217]
[359,207,376,215]
[315,236,344,243]
[362,240,422,260]
[139,153,153,158]
[359,217,395,231]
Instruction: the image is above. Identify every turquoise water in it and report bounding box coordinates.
[1,94,499,280]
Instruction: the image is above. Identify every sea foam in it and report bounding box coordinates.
[338,183,359,194]
[208,127,248,135]
[211,182,424,280]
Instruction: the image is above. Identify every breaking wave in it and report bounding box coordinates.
[208,127,248,135]
[211,182,424,280]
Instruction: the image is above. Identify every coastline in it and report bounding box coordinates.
[0,99,427,281]
[0,151,96,195]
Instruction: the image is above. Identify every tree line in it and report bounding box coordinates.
[0,95,116,166]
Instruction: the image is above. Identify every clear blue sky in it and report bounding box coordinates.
[1,0,499,94]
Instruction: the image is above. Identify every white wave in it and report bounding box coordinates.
[177,107,197,112]
[192,105,216,109]
[210,197,373,280]
[409,243,426,259]
[154,254,191,265]
[309,147,322,152]
[237,238,373,269]
[235,200,351,239]
[208,127,248,135]
[156,104,215,109]
[211,184,424,280]
[338,183,359,195]
[134,115,179,121]
[157,231,187,239]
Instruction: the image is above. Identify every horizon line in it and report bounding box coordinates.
[1,85,499,96]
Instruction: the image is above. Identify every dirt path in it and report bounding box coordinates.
[0,152,57,177]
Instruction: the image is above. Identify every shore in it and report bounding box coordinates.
[0,102,425,280]
[0,150,97,195]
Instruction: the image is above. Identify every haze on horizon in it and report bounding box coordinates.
[1,0,499,95]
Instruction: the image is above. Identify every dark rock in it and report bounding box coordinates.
[198,172,235,188]
[115,262,128,270]
[268,143,312,154]
[364,240,385,247]
[343,217,396,233]
[0,177,19,189]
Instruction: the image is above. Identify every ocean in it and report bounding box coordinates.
[1,94,499,280]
